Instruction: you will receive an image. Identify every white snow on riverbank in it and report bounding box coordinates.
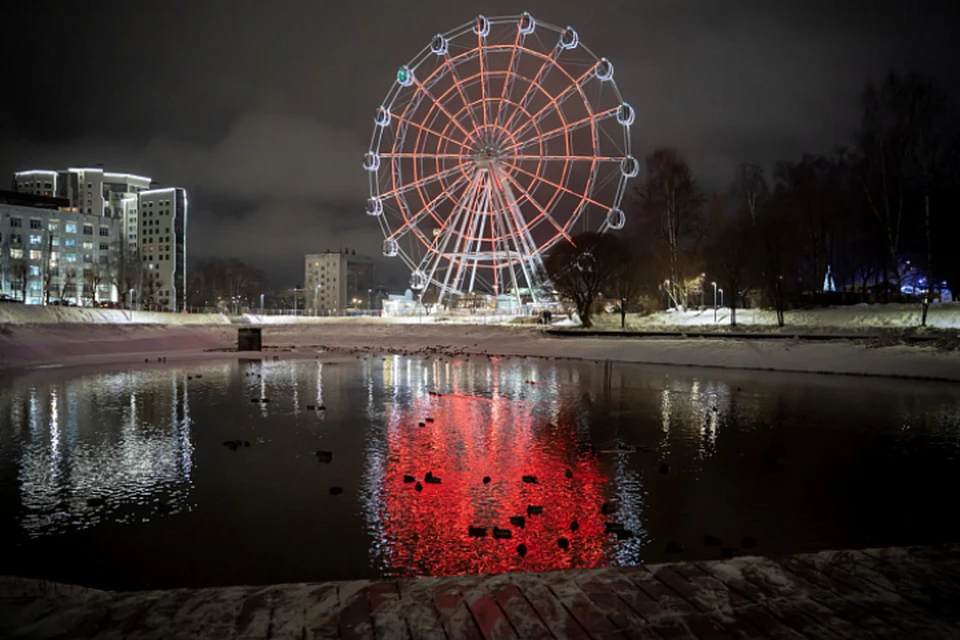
[2,321,959,382]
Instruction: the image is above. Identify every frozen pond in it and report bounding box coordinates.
[1,354,959,589]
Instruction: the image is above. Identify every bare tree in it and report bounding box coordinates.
[10,257,29,302]
[544,233,621,328]
[58,267,77,304]
[635,148,705,308]
[732,163,769,226]
[141,269,160,310]
[703,195,751,326]
[41,234,56,305]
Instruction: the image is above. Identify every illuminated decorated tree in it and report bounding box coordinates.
[365,13,637,309]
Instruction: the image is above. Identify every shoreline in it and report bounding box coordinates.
[1,321,959,382]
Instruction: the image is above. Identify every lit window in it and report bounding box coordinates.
[10,248,23,259]
[51,237,59,246]
[29,266,40,277]
[82,254,92,263]
[65,253,77,262]
[29,250,41,260]
[48,220,59,232]
[82,241,93,250]
[65,239,76,247]
[29,235,42,245]
[65,223,77,234]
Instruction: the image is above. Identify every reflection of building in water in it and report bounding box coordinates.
[0,370,195,537]
[360,355,646,577]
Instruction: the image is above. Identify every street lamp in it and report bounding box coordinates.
[712,282,718,323]
[128,288,135,310]
[259,293,264,315]
[700,273,706,308]
[719,289,724,319]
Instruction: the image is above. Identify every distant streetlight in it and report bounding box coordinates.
[259,293,264,315]
[128,288,135,310]
[719,288,724,310]
[712,282,718,323]
[700,273,706,308]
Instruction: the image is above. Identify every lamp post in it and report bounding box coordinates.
[293,288,297,316]
[259,293,264,315]
[712,282,718,323]
[719,288,724,313]
[128,288,134,310]
[664,279,671,310]
[700,273,706,309]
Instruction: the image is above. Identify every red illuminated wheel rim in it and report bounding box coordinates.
[365,13,636,305]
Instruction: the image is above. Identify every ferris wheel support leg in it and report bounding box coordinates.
[438,182,480,305]
[450,186,485,298]
[494,167,545,307]
[432,172,482,306]
[488,175,528,312]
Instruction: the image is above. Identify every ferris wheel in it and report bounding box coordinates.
[365,13,637,306]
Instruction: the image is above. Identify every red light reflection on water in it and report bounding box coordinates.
[370,375,617,577]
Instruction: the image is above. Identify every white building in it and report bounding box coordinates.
[305,251,347,315]
[138,187,187,312]
[0,192,121,305]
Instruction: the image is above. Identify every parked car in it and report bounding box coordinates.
[0,293,23,303]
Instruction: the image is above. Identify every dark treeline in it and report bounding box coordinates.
[187,258,266,310]
[547,71,960,328]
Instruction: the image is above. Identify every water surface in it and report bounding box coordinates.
[1,355,958,589]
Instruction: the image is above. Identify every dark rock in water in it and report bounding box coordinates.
[425,417,434,423]
[86,497,106,508]
[565,469,574,479]
[261,398,270,404]
[223,440,239,451]
[704,535,722,547]
[570,521,579,533]
[468,526,486,538]
[425,476,441,484]
[659,462,670,474]
[145,359,149,362]
[493,527,512,539]
[329,486,343,495]
[516,544,527,557]
[415,482,423,492]
[558,537,569,550]
[521,475,538,484]
[666,542,684,554]
[605,522,626,534]
[188,376,193,380]
[307,405,315,411]
[250,398,260,403]
[243,441,250,447]
[526,505,543,516]
[601,501,618,515]
[318,405,326,411]
[196,375,202,379]
[418,422,426,427]
[315,450,333,463]
[509,516,525,528]
[482,476,491,485]
[741,536,757,549]
[721,547,740,559]
[616,529,634,540]
[403,475,416,483]
[425,471,433,481]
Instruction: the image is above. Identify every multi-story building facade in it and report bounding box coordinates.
[304,250,376,315]
[11,168,186,311]
[138,187,187,312]
[0,191,121,305]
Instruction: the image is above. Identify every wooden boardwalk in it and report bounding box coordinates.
[2,545,959,639]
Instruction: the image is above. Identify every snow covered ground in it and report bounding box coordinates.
[2,320,959,382]
[602,303,960,331]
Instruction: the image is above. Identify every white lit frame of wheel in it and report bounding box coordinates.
[364,13,637,308]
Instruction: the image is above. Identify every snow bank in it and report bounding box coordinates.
[0,304,230,326]
[602,303,960,331]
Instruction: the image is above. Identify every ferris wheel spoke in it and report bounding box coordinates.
[500,44,562,135]
[386,173,472,243]
[389,110,472,152]
[497,168,575,244]
[494,30,524,129]
[379,164,466,199]
[410,76,476,142]
[503,161,609,211]
[508,63,598,142]
[504,105,620,154]
[477,29,489,130]
[382,152,470,160]
[442,53,484,136]
[503,154,623,162]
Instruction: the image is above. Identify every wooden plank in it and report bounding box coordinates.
[463,587,518,640]
[570,572,659,639]
[369,581,411,640]
[339,581,375,640]
[506,573,591,640]
[395,578,448,640]
[850,550,960,616]
[302,584,341,640]
[483,578,553,640]
[433,576,483,640]
[533,571,621,639]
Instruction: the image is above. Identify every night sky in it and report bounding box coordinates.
[2,1,958,287]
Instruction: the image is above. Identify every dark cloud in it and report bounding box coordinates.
[2,1,958,287]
